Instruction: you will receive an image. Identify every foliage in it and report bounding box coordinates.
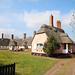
[70,11,75,32]
[43,35,60,56]
[0,50,56,75]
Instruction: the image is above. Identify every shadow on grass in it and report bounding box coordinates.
[15,72,20,75]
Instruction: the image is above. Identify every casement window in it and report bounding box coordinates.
[4,46,7,48]
[4,46,9,48]
[28,46,31,48]
[34,43,44,49]
[36,43,43,49]
[0,46,2,48]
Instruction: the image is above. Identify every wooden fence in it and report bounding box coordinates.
[0,63,15,75]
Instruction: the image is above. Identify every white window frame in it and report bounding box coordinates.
[36,43,44,49]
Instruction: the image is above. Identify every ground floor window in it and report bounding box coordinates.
[36,43,43,49]
[4,46,9,48]
[0,46,2,48]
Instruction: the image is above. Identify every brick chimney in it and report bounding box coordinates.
[11,34,14,40]
[49,14,54,27]
[23,33,26,39]
[33,31,36,37]
[56,20,61,29]
[2,33,3,39]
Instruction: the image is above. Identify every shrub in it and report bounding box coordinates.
[43,35,60,56]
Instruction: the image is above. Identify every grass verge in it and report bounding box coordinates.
[0,50,57,75]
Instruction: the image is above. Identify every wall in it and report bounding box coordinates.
[0,46,9,50]
[54,44,64,54]
[32,33,66,54]
[72,44,75,53]
[32,33,48,54]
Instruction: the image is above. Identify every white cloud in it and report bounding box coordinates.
[61,11,73,25]
[0,10,74,40]
[24,10,60,28]
[0,13,24,28]
[0,28,23,38]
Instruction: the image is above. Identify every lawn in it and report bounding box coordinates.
[0,50,57,75]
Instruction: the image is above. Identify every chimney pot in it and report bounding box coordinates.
[49,14,54,27]
[56,20,61,29]
[11,34,14,40]
[33,31,36,37]
[2,33,3,39]
[23,33,26,39]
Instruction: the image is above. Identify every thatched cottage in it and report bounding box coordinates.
[0,33,32,50]
[9,33,33,50]
[32,14,75,56]
[0,33,10,50]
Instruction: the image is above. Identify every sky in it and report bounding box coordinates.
[0,0,75,40]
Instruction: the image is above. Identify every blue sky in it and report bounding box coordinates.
[0,0,75,40]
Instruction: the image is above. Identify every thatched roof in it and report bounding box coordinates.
[36,24,74,44]
[14,39,22,46]
[9,37,33,46]
[9,40,17,46]
[22,37,33,46]
[21,41,27,46]
[0,38,10,46]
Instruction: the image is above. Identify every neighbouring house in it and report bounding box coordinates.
[9,33,33,51]
[32,14,74,56]
[0,33,10,50]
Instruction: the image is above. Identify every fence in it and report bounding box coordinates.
[0,63,15,75]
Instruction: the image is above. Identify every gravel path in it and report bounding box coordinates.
[66,61,75,75]
[44,58,75,75]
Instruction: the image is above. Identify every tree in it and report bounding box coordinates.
[15,36,19,39]
[70,11,75,32]
[4,33,10,39]
[43,35,60,56]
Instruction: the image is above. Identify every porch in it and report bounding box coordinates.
[62,44,72,54]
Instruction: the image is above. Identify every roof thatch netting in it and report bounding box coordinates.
[9,37,33,46]
[36,24,74,44]
[0,38,10,46]
[9,40,17,46]
[22,37,33,46]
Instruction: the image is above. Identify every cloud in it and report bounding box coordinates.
[61,11,73,25]
[24,10,60,28]
[0,28,23,38]
[0,10,74,40]
[0,0,13,8]
[0,13,24,28]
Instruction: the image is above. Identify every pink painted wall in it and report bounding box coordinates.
[32,33,48,53]
[54,44,64,54]
[72,45,75,53]
[32,33,65,54]
[32,33,66,54]
[0,46,9,50]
